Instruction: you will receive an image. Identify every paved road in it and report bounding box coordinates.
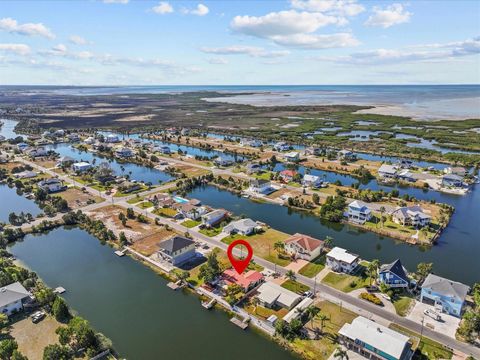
[14,156,480,357]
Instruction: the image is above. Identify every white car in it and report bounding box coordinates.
[424,309,442,321]
[379,293,391,302]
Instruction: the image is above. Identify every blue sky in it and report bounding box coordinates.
[0,0,479,85]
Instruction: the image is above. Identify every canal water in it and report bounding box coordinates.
[9,228,296,360]
[0,119,21,139]
[46,143,173,185]
[0,184,42,222]
[187,184,480,286]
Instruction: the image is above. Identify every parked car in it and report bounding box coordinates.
[31,310,46,323]
[379,293,391,302]
[365,285,379,293]
[303,291,314,298]
[424,309,442,321]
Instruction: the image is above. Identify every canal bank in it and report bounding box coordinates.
[9,227,297,360]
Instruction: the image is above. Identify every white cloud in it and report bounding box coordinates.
[182,4,209,16]
[290,0,365,17]
[316,37,480,65]
[103,0,129,4]
[69,35,88,45]
[200,45,290,58]
[0,17,55,39]
[365,3,411,28]
[271,32,359,49]
[152,2,174,15]
[207,57,229,65]
[0,43,31,56]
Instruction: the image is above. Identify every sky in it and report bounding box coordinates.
[0,0,479,85]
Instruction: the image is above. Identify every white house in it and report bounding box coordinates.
[201,209,228,227]
[223,218,260,236]
[304,147,321,156]
[392,206,431,228]
[174,203,208,220]
[84,137,95,145]
[214,156,233,167]
[326,247,359,274]
[105,134,120,143]
[338,149,356,161]
[15,170,37,179]
[157,145,171,154]
[26,147,48,158]
[273,141,290,151]
[115,147,134,158]
[302,174,322,188]
[72,161,92,173]
[346,200,372,224]
[284,151,300,163]
[378,164,398,179]
[444,166,467,177]
[248,179,272,194]
[0,282,31,316]
[67,134,80,142]
[241,139,263,147]
[157,236,196,266]
[57,156,75,166]
[284,233,324,261]
[38,178,66,193]
[256,281,302,310]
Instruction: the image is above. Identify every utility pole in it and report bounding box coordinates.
[420,316,424,342]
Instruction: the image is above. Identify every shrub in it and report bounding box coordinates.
[360,292,383,306]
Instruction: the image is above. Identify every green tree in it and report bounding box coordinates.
[273,241,285,256]
[53,297,70,322]
[286,270,296,282]
[56,316,96,351]
[324,236,334,249]
[304,305,320,329]
[334,347,349,360]
[126,208,135,219]
[416,262,433,283]
[118,212,127,227]
[367,259,380,286]
[42,344,73,360]
[0,339,18,360]
[198,251,222,284]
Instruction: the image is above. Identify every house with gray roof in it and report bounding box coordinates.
[392,206,431,228]
[378,164,398,179]
[378,259,410,288]
[223,218,260,236]
[0,282,31,316]
[420,274,470,317]
[157,236,196,266]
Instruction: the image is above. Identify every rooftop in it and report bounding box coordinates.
[158,236,195,255]
[285,233,324,252]
[327,247,359,264]
[422,273,469,300]
[0,282,31,308]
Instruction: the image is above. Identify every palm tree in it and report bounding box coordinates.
[304,305,320,329]
[334,347,349,360]
[251,297,260,314]
[379,206,386,227]
[367,259,380,286]
[317,313,329,333]
[324,236,334,249]
[273,241,285,256]
[286,270,296,282]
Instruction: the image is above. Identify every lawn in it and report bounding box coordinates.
[298,255,326,278]
[188,247,230,286]
[321,266,371,293]
[281,279,310,294]
[289,300,357,360]
[221,229,292,266]
[253,171,272,181]
[199,226,223,237]
[127,196,144,204]
[244,302,289,320]
[153,207,178,218]
[182,219,201,228]
[393,296,415,317]
[138,201,154,209]
[389,324,453,360]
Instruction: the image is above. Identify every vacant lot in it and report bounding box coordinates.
[10,315,60,360]
[175,164,211,178]
[131,227,177,256]
[321,266,371,293]
[57,187,104,209]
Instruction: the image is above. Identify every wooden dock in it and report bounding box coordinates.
[167,282,180,290]
[114,250,125,257]
[230,317,248,330]
[53,287,66,294]
[201,298,216,309]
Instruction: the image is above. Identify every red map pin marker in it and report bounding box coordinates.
[227,239,253,274]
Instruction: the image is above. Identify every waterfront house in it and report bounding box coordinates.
[157,236,196,266]
[0,154,8,163]
[284,233,324,261]
[302,174,322,188]
[15,170,37,179]
[392,206,431,228]
[201,209,229,227]
[157,145,171,154]
[256,281,302,310]
[346,200,372,224]
[339,316,413,360]
[378,259,410,288]
[248,179,272,194]
[0,282,32,316]
[398,159,414,169]
[442,174,464,188]
[378,164,398,179]
[326,247,359,274]
[279,169,297,183]
[273,141,290,152]
[214,156,233,167]
[38,178,66,193]
[246,163,262,174]
[397,169,415,182]
[105,134,120,143]
[181,128,190,136]
[444,166,467,177]
[219,269,264,292]
[17,143,29,152]
[117,181,142,194]
[283,297,314,324]
[304,147,321,156]
[84,137,95,145]
[223,218,260,236]
[57,156,75,167]
[173,203,207,220]
[420,274,469,317]
[67,133,80,142]
[115,147,134,158]
[240,139,263,148]
[26,147,48,158]
[72,161,92,173]
[338,149,357,161]
[284,152,300,163]
[53,129,65,137]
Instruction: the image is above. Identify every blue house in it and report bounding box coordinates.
[378,259,410,288]
[441,174,464,188]
[420,274,469,317]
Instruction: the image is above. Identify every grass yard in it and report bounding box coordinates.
[298,255,326,278]
[253,171,273,181]
[138,201,154,209]
[281,279,310,294]
[127,196,144,204]
[188,247,230,286]
[389,324,453,360]
[289,300,357,360]
[244,302,289,320]
[321,266,371,293]
[393,296,415,317]
[182,219,201,228]
[153,207,178,218]
[221,229,291,266]
[199,226,223,237]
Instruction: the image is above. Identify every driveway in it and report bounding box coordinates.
[349,288,397,315]
[284,259,309,273]
[407,301,461,339]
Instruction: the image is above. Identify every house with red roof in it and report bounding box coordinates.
[219,269,264,292]
[279,169,298,183]
[284,233,324,261]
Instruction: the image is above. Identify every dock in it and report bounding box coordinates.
[53,287,66,294]
[201,298,216,309]
[114,250,126,257]
[230,317,249,330]
[167,282,182,291]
